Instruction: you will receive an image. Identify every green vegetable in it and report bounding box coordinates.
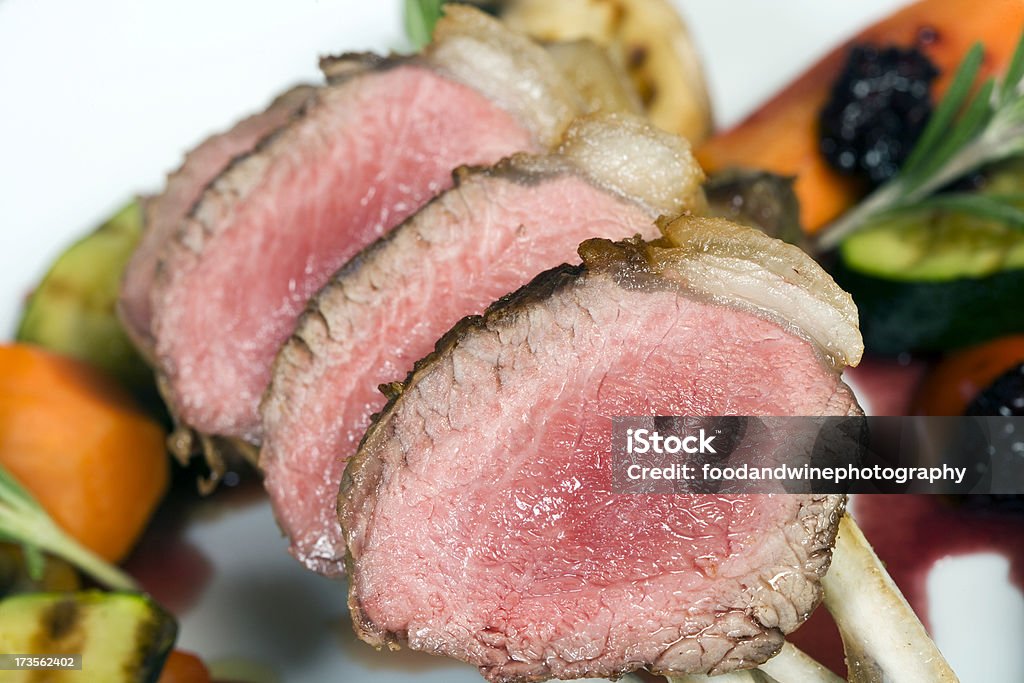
[818,30,1024,250]
[0,463,136,591]
[16,202,152,396]
[841,212,1024,280]
[0,546,80,597]
[0,591,176,683]
[405,0,446,50]
[836,162,1024,353]
[841,216,1024,280]
[840,178,1024,281]
[833,264,1024,353]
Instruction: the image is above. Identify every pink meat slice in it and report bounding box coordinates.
[149,64,538,443]
[341,222,862,681]
[263,177,655,575]
[119,85,314,357]
[261,115,704,575]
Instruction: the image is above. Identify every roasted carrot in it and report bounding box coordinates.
[696,0,1024,233]
[913,335,1024,415]
[0,344,168,563]
[157,650,212,683]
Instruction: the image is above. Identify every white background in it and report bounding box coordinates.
[1,1,1021,681]
[0,0,906,335]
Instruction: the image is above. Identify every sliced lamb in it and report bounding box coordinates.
[340,216,863,682]
[143,6,580,445]
[261,114,705,575]
[119,85,315,358]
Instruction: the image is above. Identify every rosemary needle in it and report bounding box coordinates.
[405,0,446,50]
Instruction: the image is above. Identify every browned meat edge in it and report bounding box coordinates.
[338,239,847,667]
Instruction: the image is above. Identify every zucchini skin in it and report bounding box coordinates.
[833,262,1024,354]
[0,591,177,683]
[16,203,153,398]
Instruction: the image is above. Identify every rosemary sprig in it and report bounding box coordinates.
[405,0,446,50]
[0,463,137,590]
[817,31,1024,250]
[882,192,1024,228]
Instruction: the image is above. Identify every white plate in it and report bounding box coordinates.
[1,1,1022,681]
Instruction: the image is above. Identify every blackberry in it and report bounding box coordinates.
[966,362,1024,416]
[962,363,1024,514]
[819,44,939,185]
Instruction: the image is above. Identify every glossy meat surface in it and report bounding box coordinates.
[342,223,860,679]
[150,64,536,442]
[262,115,703,575]
[119,85,313,356]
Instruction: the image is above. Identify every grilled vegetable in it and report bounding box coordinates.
[704,169,806,248]
[0,591,176,683]
[835,215,1024,356]
[16,202,154,399]
[834,162,1024,353]
[499,0,712,142]
[833,264,1024,354]
[543,39,642,116]
[839,213,1024,281]
[0,546,80,597]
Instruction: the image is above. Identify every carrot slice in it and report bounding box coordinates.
[913,335,1024,415]
[0,344,168,562]
[158,650,212,683]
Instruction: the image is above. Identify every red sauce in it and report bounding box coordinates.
[844,355,930,416]
[854,495,1024,621]
[123,499,213,615]
[123,470,266,615]
[788,605,847,677]
[790,494,1024,677]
